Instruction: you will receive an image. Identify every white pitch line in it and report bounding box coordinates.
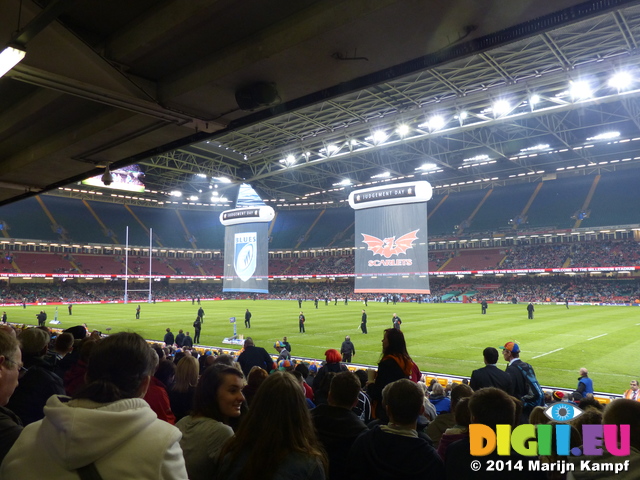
[532,348,564,359]
[587,333,608,341]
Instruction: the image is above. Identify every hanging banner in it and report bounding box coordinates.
[220,206,274,293]
[349,181,432,294]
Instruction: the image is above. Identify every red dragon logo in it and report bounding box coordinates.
[361,230,419,258]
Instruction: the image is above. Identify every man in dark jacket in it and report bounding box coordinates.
[182,332,193,349]
[312,372,368,480]
[500,341,543,420]
[193,316,202,343]
[244,309,252,328]
[237,338,275,377]
[348,379,445,480]
[470,347,512,393]
[360,310,368,334]
[163,328,175,347]
[175,329,185,348]
[340,336,355,363]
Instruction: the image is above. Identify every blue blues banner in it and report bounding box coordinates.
[220,184,274,293]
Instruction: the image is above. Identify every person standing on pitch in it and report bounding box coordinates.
[298,298,303,308]
[299,311,306,333]
[481,299,488,314]
[135,304,140,319]
[244,309,252,328]
[392,313,401,330]
[527,302,534,319]
[340,336,356,363]
[67,304,72,315]
[360,310,368,334]
[197,306,205,320]
[193,315,202,343]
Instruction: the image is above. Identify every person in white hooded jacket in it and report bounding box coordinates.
[0,332,188,480]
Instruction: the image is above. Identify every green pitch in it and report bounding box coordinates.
[9,300,638,394]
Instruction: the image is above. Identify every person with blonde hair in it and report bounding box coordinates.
[219,371,327,480]
[1,332,188,479]
[169,355,199,421]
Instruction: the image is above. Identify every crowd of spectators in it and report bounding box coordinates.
[3,238,639,278]
[0,324,637,479]
[1,274,639,305]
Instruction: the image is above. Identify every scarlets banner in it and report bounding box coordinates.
[349,181,432,294]
[220,206,274,293]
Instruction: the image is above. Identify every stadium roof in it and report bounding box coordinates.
[3,0,640,209]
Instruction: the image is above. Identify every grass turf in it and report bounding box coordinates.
[9,300,638,394]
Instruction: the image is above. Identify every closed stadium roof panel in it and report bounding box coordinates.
[3,0,640,208]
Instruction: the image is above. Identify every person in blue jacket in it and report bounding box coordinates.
[575,367,594,398]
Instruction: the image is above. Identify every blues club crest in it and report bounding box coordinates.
[234,232,257,282]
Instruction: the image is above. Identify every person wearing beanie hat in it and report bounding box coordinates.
[278,359,294,372]
[499,341,543,420]
[7,328,64,425]
[552,390,565,402]
[274,341,291,363]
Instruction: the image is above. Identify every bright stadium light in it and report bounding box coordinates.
[493,100,511,116]
[529,94,541,109]
[415,163,438,172]
[333,179,352,186]
[169,190,182,197]
[370,172,390,179]
[586,131,620,141]
[608,72,633,91]
[396,124,410,137]
[428,115,446,131]
[280,154,296,167]
[359,130,389,145]
[569,80,592,100]
[213,176,232,183]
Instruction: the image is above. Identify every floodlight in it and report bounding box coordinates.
[370,172,390,179]
[569,81,592,100]
[367,130,388,144]
[493,100,511,115]
[608,72,633,91]
[280,154,296,167]
[428,115,445,131]
[396,124,410,137]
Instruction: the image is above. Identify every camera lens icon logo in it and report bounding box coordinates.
[543,403,584,422]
